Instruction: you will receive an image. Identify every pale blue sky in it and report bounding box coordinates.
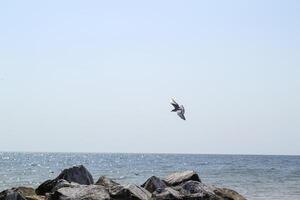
[0,1,299,154]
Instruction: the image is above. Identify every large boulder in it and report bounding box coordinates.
[56,165,94,185]
[36,165,93,195]
[163,171,201,186]
[109,184,152,200]
[47,185,110,200]
[141,176,167,193]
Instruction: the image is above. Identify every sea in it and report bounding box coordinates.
[0,152,299,200]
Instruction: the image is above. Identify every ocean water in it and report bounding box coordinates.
[0,152,299,200]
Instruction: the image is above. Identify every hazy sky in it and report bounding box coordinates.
[0,1,299,155]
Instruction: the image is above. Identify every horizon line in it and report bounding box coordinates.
[0,150,299,157]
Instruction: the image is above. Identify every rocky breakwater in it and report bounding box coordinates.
[0,165,247,200]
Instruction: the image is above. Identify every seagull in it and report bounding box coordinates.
[170,98,186,120]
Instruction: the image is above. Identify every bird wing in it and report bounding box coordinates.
[180,105,185,114]
[170,98,180,109]
[177,111,186,120]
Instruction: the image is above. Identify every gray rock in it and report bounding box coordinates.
[0,187,37,200]
[172,181,247,200]
[24,196,45,200]
[152,187,183,200]
[96,176,151,199]
[178,181,215,195]
[163,171,201,186]
[175,181,219,200]
[141,176,167,193]
[36,165,93,195]
[95,176,120,189]
[109,184,152,200]
[47,185,110,200]
[3,166,246,200]
[0,189,26,200]
[213,187,247,200]
[36,179,58,195]
[51,180,79,193]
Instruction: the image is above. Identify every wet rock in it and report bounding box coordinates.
[109,184,152,200]
[163,171,201,186]
[47,185,110,200]
[141,176,167,193]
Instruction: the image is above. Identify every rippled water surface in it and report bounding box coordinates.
[0,152,299,199]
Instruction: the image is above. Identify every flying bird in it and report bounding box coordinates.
[170,98,186,120]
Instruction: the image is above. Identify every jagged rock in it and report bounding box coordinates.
[0,189,26,200]
[36,165,93,195]
[36,179,58,195]
[163,171,201,186]
[179,181,216,195]
[152,187,183,200]
[36,179,78,195]
[141,176,167,193]
[172,181,247,200]
[0,187,41,200]
[109,184,152,200]
[12,187,36,198]
[95,176,120,189]
[95,176,152,199]
[213,188,246,200]
[47,185,110,200]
